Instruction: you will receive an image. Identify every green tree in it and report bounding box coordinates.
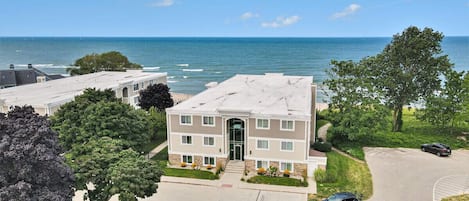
[138,83,174,111]
[79,102,150,151]
[365,26,453,131]
[146,107,167,141]
[68,137,162,201]
[67,51,142,75]
[0,106,75,201]
[416,70,467,128]
[324,60,389,141]
[51,88,118,150]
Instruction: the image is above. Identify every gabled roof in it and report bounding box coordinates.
[167,73,313,120]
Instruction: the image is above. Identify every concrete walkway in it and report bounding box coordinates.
[146,141,167,159]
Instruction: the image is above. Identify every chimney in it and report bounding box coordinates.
[28,64,33,69]
[9,64,14,69]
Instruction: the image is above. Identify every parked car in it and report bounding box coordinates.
[421,143,451,156]
[323,192,360,201]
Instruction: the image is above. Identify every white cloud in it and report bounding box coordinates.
[240,12,259,20]
[331,4,361,19]
[151,0,174,7]
[261,15,300,28]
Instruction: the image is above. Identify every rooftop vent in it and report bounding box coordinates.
[28,64,33,69]
[9,64,14,69]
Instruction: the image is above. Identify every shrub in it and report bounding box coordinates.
[283,169,290,177]
[207,164,213,170]
[257,167,266,175]
[191,163,197,169]
[180,162,186,167]
[268,166,278,177]
[312,141,332,152]
[314,168,327,182]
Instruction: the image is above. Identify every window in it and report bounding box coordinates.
[134,96,139,105]
[256,160,268,169]
[280,162,293,172]
[281,141,293,151]
[181,136,192,145]
[180,115,192,125]
[256,139,269,150]
[140,82,144,89]
[203,136,215,146]
[256,119,269,129]
[133,83,139,91]
[204,156,215,166]
[281,120,294,131]
[182,155,193,164]
[202,116,215,126]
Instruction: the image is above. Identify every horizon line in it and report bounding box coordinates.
[1,35,468,38]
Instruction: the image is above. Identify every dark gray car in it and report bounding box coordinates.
[323,192,359,201]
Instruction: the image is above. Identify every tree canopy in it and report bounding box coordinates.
[67,137,162,201]
[138,83,174,111]
[0,106,75,201]
[366,26,453,131]
[51,88,118,150]
[67,51,142,75]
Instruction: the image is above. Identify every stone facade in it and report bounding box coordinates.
[169,154,181,165]
[194,156,203,166]
[270,161,279,169]
[245,159,255,173]
[294,163,308,177]
[216,157,228,169]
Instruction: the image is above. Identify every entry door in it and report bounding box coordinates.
[235,145,242,160]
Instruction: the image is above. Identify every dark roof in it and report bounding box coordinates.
[0,66,64,88]
[0,70,17,87]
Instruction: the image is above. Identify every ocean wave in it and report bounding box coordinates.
[143,67,160,70]
[168,76,175,79]
[176,64,189,67]
[15,64,54,67]
[215,71,222,74]
[167,80,179,83]
[182,69,204,72]
[183,76,189,79]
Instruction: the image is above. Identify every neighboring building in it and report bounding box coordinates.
[0,70,167,115]
[0,64,64,89]
[166,73,327,177]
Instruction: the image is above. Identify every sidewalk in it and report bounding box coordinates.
[161,171,317,194]
[146,141,167,159]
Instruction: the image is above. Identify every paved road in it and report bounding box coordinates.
[365,147,469,201]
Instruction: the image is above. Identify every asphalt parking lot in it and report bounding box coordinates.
[365,147,469,201]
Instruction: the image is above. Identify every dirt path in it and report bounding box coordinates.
[317,123,365,163]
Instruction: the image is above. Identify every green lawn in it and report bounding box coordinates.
[151,147,168,161]
[313,151,373,200]
[164,168,219,180]
[442,194,469,201]
[331,109,469,160]
[247,175,308,187]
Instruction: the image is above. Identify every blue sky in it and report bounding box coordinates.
[1,0,468,37]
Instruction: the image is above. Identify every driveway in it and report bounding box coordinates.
[365,147,469,201]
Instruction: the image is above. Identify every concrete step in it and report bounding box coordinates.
[224,161,245,174]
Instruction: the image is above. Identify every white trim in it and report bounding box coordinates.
[201,115,216,127]
[256,139,269,150]
[244,156,307,164]
[169,151,228,158]
[203,156,216,166]
[280,141,294,152]
[202,136,216,147]
[279,161,294,173]
[255,160,270,170]
[249,136,305,143]
[179,114,193,126]
[181,135,193,145]
[280,119,295,131]
[171,132,223,137]
[181,154,194,164]
[167,112,172,152]
[255,118,270,130]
